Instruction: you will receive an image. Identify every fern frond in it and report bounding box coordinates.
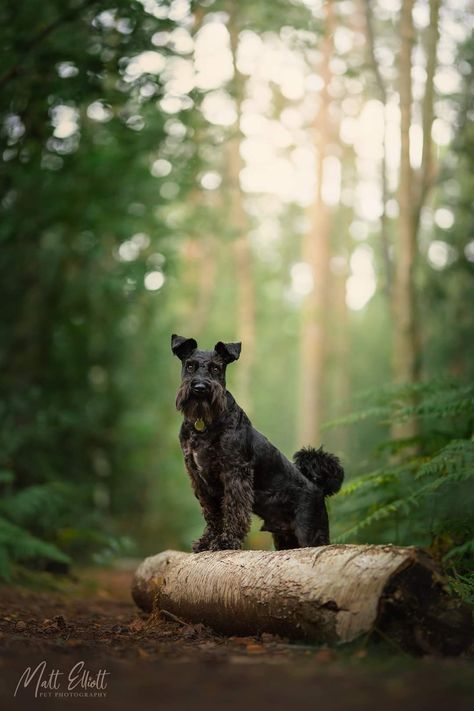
[352,378,453,407]
[0,516,70,580]
[415,439,474,480]
[446,570,474,604]
[444,539,474,561]
[0,482,70,527]
[322,406,390,431]
[336,467,474,543]
[339,459,421,497]
[325,381,474,430]
[396,384,474,422]
[335,498,410,543]
[331,379,474,558]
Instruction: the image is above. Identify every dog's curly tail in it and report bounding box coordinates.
[293,446,344,496]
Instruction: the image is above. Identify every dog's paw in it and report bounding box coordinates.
[192,531,218,553]
[210,534,242,551]
[192,538,212,553]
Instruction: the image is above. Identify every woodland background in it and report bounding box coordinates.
[0,0,473,598]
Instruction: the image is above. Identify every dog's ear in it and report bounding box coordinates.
[214,341,241,364]
[171,334,197,361]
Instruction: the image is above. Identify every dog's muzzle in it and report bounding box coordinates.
[191,381,210,396]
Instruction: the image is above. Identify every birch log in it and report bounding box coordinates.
[131,545,471,655]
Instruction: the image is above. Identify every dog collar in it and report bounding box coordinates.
[194,418,206,432]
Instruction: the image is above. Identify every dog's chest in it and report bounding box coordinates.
[183,434,223,484]
[191,448,204,472]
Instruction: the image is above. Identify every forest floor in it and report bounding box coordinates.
[0,566,472,710]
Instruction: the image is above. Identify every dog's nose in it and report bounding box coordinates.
[191,382,208,394]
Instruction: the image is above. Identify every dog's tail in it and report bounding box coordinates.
[293,446,344,496]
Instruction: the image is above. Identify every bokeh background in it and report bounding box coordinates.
[0,0,472,594]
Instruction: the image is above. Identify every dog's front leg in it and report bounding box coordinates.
[183,454,222,552]
[192,493,222,553]
[213,466,253,550]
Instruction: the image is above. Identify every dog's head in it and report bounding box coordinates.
[171,334,241,423]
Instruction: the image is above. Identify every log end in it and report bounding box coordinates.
[377,556,473,656]
[131,550,188,613]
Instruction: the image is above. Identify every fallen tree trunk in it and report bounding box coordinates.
[131,545,472,655]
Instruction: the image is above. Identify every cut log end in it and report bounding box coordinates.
[131,545,472,656]
[377,558,472,656]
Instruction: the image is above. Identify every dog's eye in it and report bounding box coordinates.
[185,363,195,373]
[210,365,220,374]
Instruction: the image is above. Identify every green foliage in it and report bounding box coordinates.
[0,469,135,579]
[0,1,472,581]
[330,381,474,574]
[0,0,177,577]
[0,515,70,582]
[447,571,474,606]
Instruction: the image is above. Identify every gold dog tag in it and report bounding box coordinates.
[194,418,206,432]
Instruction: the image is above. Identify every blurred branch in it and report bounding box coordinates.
[0,0,100,89]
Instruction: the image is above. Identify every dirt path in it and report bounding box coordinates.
[0,568,472,710]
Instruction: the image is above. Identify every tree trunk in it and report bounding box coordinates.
[179,4,215,338]
[414,0,440,235]
[361,0,392,296]
[330,255,350,452]
[131,546,471,655]
[392,0,418,439]
[392,0,441,441]
[228,6,255,415]
[297,0,335,447]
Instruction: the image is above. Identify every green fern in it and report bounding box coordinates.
[323,406,390,430]
[331,380,474,566]
[446,571,474,605]
[336,501,409,543]
[445,538,474,562]
[338,459,422,497]
[396,383,474,421]
[0,482,76,534]
[0,516,70,581]
[0,473,128,580]
[326,380,474,431]
[0,475,86,580]
[415,440,474,480]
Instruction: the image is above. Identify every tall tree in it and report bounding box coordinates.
[228,4,256,414]
[361,0,392,296]
[392,0,440,439]
[297,0,335,446]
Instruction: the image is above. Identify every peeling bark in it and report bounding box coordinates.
[132,545,471,655]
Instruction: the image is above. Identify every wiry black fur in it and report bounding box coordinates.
[171,334,344,552]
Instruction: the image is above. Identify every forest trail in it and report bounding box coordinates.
[1,567,472,710]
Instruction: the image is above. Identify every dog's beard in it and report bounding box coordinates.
[175,381,227,424]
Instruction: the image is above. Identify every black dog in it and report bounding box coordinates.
[172,334,344,552]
